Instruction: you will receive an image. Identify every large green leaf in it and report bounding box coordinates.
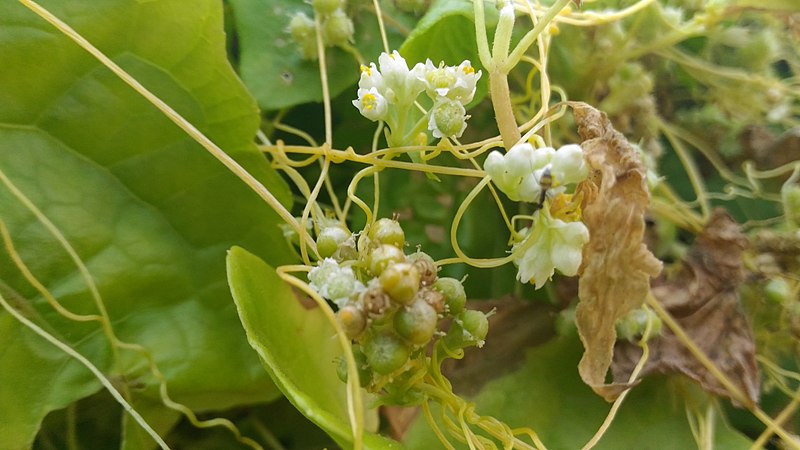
[0,1,293,447]
[227,246,404,450]
[405,334,753,449]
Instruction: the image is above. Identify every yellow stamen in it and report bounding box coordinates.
[462,65,475,74]
[362,93,377,110]
[550,192,583,222]
[360,64,371,76]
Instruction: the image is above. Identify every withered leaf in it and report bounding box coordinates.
[570,102,663,401]
[612,210,760,407]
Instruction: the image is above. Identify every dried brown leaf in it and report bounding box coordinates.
[570,102,663,401]
[612,210,760,407]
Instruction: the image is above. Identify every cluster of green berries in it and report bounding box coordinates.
[287,0,354,60]
[309,218,490,401]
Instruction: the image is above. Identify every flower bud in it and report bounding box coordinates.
[288,12,314,42]
[322,10,354,46]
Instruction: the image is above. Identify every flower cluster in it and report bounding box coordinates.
[484,143,588,203]
[307,218,489,403]
[287,0,354,60]
[353,51,481,143]
[484,143,591,288]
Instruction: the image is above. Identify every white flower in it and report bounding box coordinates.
[358,63,384,91]
[353,87,388,122]
[419,59,481,104]
[428,98,468,139]
[377,50,425,104]
[483,143,588,203]
[450,60,481,104]
[420,60,456,99]
[308,258,365,306]
[484,143,537,202]
[513,211,589,289]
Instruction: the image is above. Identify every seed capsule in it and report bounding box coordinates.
[408,252,438,286]
[369,244,405,276]
[362,287,391,321]
[417,287,445,313]
[337,305,366,339]
[433,277,466,315]
[369,218,406,249]
[394,299,438,346]
[444,310,489,350]
[336,347,371,387]
[380,262,421,304]
[364,332,410,375]
[316,225,350,259]
[312,0,344,15]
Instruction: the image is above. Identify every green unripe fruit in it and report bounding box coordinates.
[380,262,420,304]
[322,10,354,46]
[369,244,405,276]
[408,251,437,286]
[433,277,466,314]
[364,333,410,375]
[312,0,344,15]
[337,305,366,339]
[394,299,438,346]
[317,225,350,258]
[616,307,663,342]
[460,310,489,342]
[444,310,489,350]
[336,348,371,387]
[369,218,405,248]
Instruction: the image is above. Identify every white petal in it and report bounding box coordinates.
[552,144,588,185]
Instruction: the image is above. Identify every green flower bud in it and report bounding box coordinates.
[364,332,410,375]
[394,299,438,346]
[380,262,421,304]
[369,218,405,248]
[317,225,350,258]
[433,277,466,315]
[369,244,405,276]
[322,10,354,46]
[312,0,344,15]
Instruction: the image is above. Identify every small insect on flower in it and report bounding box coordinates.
[533,167,553,212]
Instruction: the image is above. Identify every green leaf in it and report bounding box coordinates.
[0,0,293,447]
[405,335,753,449]
[229,0,414,110]
[227,246,404,450]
